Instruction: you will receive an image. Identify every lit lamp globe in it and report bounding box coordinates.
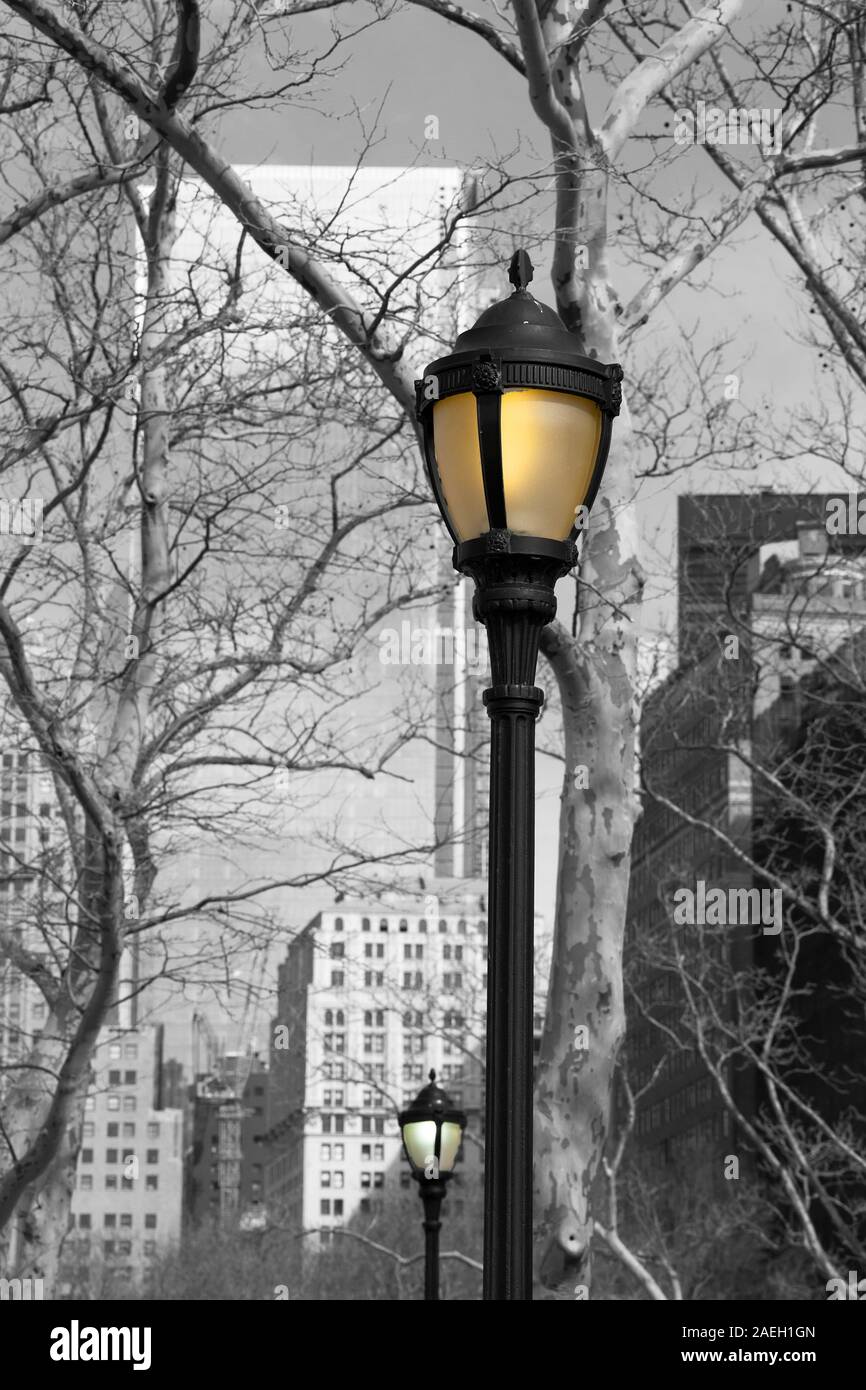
[415,247,622,597]
[399,1070,467,1183]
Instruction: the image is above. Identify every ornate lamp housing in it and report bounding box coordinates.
[398,1070,467,1182]
[416,248,623,593]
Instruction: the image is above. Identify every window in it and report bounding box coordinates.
[147,1123,160,1139]
[325,1009,333,1026]
[362,917,371,931]
[144,1214,157,1230]
[146,1149,158,1164]
[399,918,408,932]
[122,1123,135,1138]
[84,1096,95,1111]
[333,1199,343,1217]
[321,1142,332,1162]
[104,1241,115,1257]
[330,942,344,959]
[106,1149,118,1164]
[403,944,412,960]
[81,1148,93,1164]
[321,1172,332,1188]
[145,1175,158,1191]
[361,1171,371,1189]
[373,1143,384,1161]
[364,944,373,959]
[123,1097,136,1112]
[379,918,388,932]
[331,971,344,987]
[373,1172,384,1189]
[418,918,427,933]
[109,1070,121,1085]
[109,1043,121,1060]
[120,1214,132,1229]
[82,1123,95,1139]
[124,1043,137,1060]
[333,1143,344,1161]
[104,1213,116,1228]
[79,1214,91,1230]
[144,1241,156,1256]
[105,1176,117,1190]
[333,1172,344,1189]
[107,1095,120,1111]
[79,1175,92,1191]
[334,916,344,931]
[124,1071,136,1085]
[320,1199,331,1216]
[458,919,467,934]
[376,944,384,959]
[439,919,448,933]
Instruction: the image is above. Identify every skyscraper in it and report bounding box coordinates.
[625,493,866,1168]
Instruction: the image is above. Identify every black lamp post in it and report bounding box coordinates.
[398,1069,467,1301]
[415,250,622,1300]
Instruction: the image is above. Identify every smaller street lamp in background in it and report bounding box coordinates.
[398,1069,467,1301]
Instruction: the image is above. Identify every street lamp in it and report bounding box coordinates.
[415,250,623,1300]
[398,1069,467,1301]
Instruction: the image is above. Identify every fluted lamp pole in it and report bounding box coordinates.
[415,250,623,1300]
[399,1070,467,1301]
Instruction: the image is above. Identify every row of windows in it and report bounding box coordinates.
[80,1149,159,1165]
[81,1121,160,1139]
[333,942,470,961]
[335,917,482,934]
[77,1174,159,1190]
[107,1070,137,1085]
[107,1043,138,1061]
[84,1095,137,1112]
[72,1212,158,1230]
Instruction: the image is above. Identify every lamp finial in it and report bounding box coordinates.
[429,1068,437,1083]
[508,248,533,293]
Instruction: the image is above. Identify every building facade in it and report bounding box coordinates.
[59,1025,183,1295]
[626,493,866,1169]
[265,887,489,1238]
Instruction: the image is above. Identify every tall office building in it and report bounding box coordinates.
[264,889,488,1237]
[625,493,866,1167]
[59,1024,183,1296]
[0,739,64,1109]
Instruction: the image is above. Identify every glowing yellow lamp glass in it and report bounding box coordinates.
[438,1121,464,1173]
[402,1119,437,1173]
[432,388,602,542]
[432,392,488,542]
[401,1117,464,1175]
